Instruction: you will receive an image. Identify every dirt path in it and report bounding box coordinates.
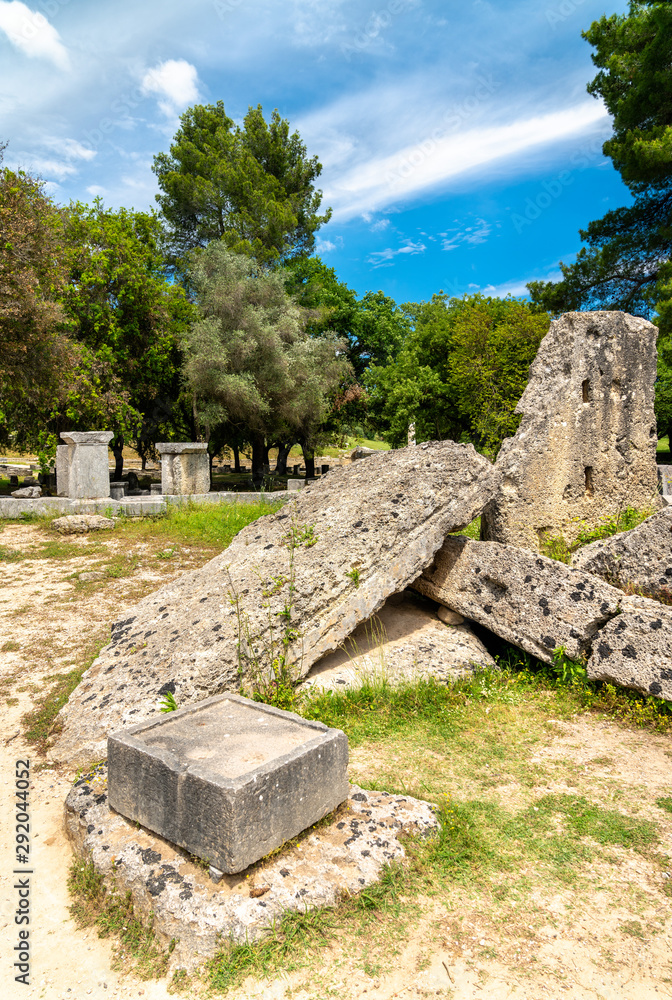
[0,522,671,1000]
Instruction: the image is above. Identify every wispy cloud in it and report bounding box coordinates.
[324,101,609,220]
[141,59,200,117]
[367,239,426,268]
[441,217,491,251]
[0,1,69,69]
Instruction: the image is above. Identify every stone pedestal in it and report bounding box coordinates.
[107,694,349,874]
[157,443,210,495]
[287,479,305,491]
[56,432,113,499]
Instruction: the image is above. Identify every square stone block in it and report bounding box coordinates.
[157,442,210,495]
[107,694,349,874]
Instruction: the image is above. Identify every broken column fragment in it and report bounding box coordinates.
[54,440,500,766]
[413,535,623,664]
[482,312,662,551]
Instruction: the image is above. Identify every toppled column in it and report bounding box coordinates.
[157,442,210,495]
[481,312,662,551]
[56,431,113,499]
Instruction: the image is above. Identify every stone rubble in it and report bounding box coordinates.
[572,507,672,602]
[302,591,494,692]
[65,767,438,974]
[54,440,501,766]
[52,514,117,534]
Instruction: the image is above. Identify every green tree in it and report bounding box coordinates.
[61,200,196,476]
[366,294,549,456]
[0,162,79,450]
[528,1,672,322]
[183,244,350,480]
[153,102,331,268]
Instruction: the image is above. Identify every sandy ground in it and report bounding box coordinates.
[0,522,671,1000]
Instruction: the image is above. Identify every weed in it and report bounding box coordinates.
[541,505,655,564]
[345,566,361,587]
[552,646,587,686]
[160,690,178,712]
[620,920,646,939]
[656,797,672,815]
[0,544,24,562]
[1,640,20,652]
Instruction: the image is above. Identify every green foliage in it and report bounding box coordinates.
[183,245,350,472]
[366,294,549,455]
[345,566,361,587]
[552,646,588,686]
[656,796,672,814]
[0,166,76,448]
[153,101,331,267]
[528,1,672,327]
[540,505,655,563]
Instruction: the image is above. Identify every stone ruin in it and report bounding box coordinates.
[58,310,672,973]
[482,311,663,549]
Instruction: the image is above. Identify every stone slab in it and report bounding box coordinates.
[0,492,289,519]
[587,595,672,700]
[413,535,624,665]
[572,507,672,602]
[54,440,500,766]
[66,769,437,973]
[108,694,349,874]
[658,465,672,496]
[302,591,495,692]
[156,442,209,455]
[53,514,116,534]
[58,430,113,499]
[482,311,663,550]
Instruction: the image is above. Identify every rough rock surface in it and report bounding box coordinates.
[572,508,672,602]
[351,445,379,460]
[588,595,672,701]
[482,311,662,551]
[11,485,41,498]
[54,440,500,766]
[52,514,116,534]
[437,605,464,625]
[413,535,624,665]
[302,591,494,692]
[65,767,438,973]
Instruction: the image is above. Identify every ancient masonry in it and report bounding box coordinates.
[481,311,663,550]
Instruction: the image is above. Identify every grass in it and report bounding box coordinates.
[22,634,109,752]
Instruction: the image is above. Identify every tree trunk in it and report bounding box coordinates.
[232,443,241,473]
[252,433,265,485]
[301,441,315,479]
[262,439,270,470]
[112,434,124,481]
[275,440,294,475]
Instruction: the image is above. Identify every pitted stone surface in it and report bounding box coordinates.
[54,440,500,766]
[302,591,494,692]
[413,535,624,665]
[11,485,41,498]
[108,694,349,873]
[52,514,116,534]
[482,311,662,550]
[587,595,672,701]
[572,508,672,602]
[65,768,438,973]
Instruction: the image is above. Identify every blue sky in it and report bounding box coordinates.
[0,0,630,305]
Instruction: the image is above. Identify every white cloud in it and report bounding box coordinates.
[442,217,491,251]
[141,59,199,117]
[41,136,97,162]
[0,1,69,69]
[367,239,426,268]
[324,101,609,220]
[369,217,390,232]
[86,184,107,197]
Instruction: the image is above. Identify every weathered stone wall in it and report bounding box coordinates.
[481,311,662,551]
